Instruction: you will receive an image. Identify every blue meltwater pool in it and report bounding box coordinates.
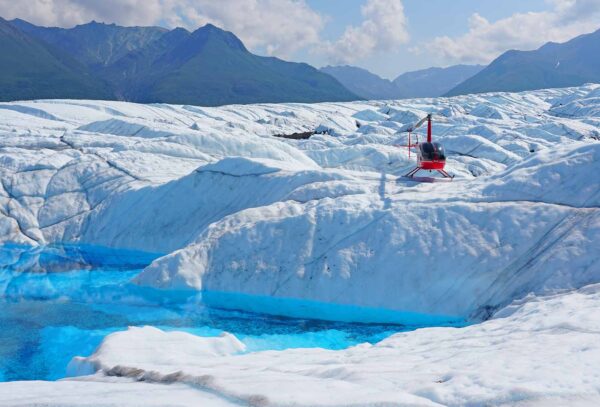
[0,244,463,382]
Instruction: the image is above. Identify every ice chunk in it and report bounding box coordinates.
[67,326,245,377]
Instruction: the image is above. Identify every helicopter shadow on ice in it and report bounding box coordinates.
[395,174,451,185]
[378,172,393,209]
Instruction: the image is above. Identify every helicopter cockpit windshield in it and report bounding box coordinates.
[419,142,446,161]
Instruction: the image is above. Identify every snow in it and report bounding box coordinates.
[67,327,246,377]
[0,380,237,407]
[136,183,600,320]
[0,87,597,307]
[1,84,600,405]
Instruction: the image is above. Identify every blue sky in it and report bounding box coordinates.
[307,0,548,40]
[299,0,551,77]
[1,0,599,79]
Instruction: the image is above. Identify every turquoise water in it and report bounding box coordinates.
[0,244,424,382]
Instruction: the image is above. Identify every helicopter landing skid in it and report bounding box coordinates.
[402,168,454,182]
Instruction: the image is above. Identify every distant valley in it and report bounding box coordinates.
[321,64,484,100]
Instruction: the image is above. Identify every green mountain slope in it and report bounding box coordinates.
[446,28,600,96]
[0,18,111,101]
[2,19,357,105]
[11,19,167,68]
[114,24,359,105]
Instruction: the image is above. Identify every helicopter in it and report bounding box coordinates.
[401,113,453,180]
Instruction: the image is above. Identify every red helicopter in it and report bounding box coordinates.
[401,113,453,180]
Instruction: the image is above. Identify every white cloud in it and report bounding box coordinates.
[0,0,164,27]
[0,0,324,58]
[317,0,409,64]
[424,0,600,64]
[160,0,324,57]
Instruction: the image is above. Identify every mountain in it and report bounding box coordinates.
[10,19,168,68]
[320,65,405,100]
[393,65,484,98]
[446,28,600,96]
[100,27,192,100]
[0,18,111,101]
[2,19,358,105]
[113,24,359,105]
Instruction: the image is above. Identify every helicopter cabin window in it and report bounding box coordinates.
[419,142,446,161]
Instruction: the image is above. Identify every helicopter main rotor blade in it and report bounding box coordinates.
[402,113,431,133]
[412,114,431,131]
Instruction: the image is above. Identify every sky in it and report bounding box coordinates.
[1,0,599,79]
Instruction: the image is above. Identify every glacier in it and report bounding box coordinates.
[0,84,599,406]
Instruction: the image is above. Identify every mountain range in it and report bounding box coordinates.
[2,18,357,105]
[321,64,484,100]
[323,28,600,100]
[1,17,599,104]
[446,28,600,96]
[0,17,112,101]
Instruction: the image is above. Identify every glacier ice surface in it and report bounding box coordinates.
[1,85,600,405]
